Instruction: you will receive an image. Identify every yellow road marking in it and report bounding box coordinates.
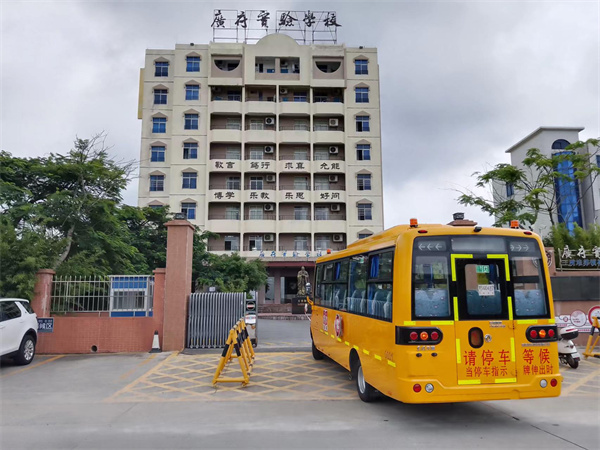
[1,355,64,378]
[562,365,600,396]
[119,354,156,380]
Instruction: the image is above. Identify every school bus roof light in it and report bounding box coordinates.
[327,249,332,254]
[410,218,418,228]
[510,220,519,229]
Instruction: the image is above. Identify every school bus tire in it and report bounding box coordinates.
[353,357,377,402]
[312,338,324,360]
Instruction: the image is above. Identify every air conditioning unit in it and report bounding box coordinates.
[330,204,341,212]
[329,146,339,154]
[264,204,274,211]
[264,146,274,153]
[265,117,275,125]
[329,175,338,182]
[266,175,276,182]
[329,118,339,127]
[279,88,288,95]
[264,234,274,242]
[333,234,344,243]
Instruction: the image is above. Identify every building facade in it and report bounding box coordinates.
[137,33,384,305]
[502,127,600,237]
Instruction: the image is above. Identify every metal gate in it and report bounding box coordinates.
[187,292,246,349]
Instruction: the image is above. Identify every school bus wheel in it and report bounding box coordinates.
[312,338,324,360]
[352,354,378,402]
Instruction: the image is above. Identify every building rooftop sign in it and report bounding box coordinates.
[211,9,341,44]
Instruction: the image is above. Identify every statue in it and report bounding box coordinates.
[297,266,309,296]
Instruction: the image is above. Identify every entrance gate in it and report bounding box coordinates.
[187,292,246,349]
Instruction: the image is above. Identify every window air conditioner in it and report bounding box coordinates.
[266,175,276,182]
[333,234,344,242]
[329,146,339,154]
[264,234,274,242]
[329,175,338,182]
[279,88,288,95]
[264,146,274,153]
[330,204,341,212]
[329,118,339,127]
[265,117,275,125]
[264,204,274,211]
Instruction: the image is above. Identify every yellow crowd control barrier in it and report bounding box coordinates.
[583,316,600,359]
[212,318,256,386]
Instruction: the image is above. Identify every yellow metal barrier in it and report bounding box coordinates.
[212,318,256,386]
[583,316,600,359]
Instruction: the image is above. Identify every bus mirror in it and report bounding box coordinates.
[306,282,311,295]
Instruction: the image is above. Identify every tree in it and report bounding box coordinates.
[194,253,268,293]
[457,139,600,229]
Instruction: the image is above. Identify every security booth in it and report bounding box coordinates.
[109,275,154,317]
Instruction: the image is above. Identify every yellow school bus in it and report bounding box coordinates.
[309,220,561,403]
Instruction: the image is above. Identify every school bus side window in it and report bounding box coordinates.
[348,255,367,314]
[367,250,394,320]
[333,260,349,310]
[315,265,323,306]
[413,255,451,318]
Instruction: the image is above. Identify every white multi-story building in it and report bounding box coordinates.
[137,33,384,305]
[502,126,600,238]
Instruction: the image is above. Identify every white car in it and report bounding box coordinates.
[0,298,38,365]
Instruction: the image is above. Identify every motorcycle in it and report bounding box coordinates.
[558,326,581,369]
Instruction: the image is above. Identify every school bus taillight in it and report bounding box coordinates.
[409,331,418,340]
[413,384,422,393]
[530,329,538,339]
[420,331,429,341]
[548,329,555,338]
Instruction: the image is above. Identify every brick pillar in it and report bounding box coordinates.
[162,220,194,351]
[152,268,166,348]
[32,269,55,317]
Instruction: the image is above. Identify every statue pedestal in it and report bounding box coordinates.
[291,296,309,314]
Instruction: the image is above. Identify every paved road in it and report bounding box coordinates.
[256,318,311,349]
[1,331,598,449]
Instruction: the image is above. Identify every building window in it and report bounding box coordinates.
[184,114,199,130]
[154,89,167,105]
[227,90,241,101]
[293,92,307,102]
[186,56,200,72]
[181,202,196,220]
[226,118,242,130]
[357,144,371,160]
[506,182,514,197]
[314,120,329,131]
[357,174,372,191]
[358,204,372,220]
[356,116,370,132]
[148,204,164,210]
[358,233,372,239]
[596,155,600,168]
[314,207,329,220]
[152,117,166,133]
[355,59,368,75]
[150,175,164,192]
[183,143,198,159]
[294,236,309,251]
[182,172,197,189]
[250,176,263,190]
[248,206,263,220]
[151,146,165,162]
[315,237,330,250]
[553,151,583,233]
[552,139,570,150]
[294,149,308,160]
[314,148,329,160]
[226,206,240,220]
[249,236,263,251]
[355,87,369,103]
[249,148,264,160]
[224,235,240,251]
[294,176,309,190]
[185,85,199,101]
[250,119,264,130]
[295,206,309,220]
[226,147,241,160]
[227,176,241,190]
[155,61,169,77]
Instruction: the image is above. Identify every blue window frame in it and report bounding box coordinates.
[182,172,197,189]
[183,142,198,159]
[186,56,200,72]
[553,151,583,233]
[155,61,169,77]
[149,175,164,191]
[506,182,514,197]
[181,202,196,220]
[184,114,199,130]
[150,146,165,162]
[358,233,372,240]
[154,89,167,105]
[357,174,372,191]
[596,155,600,168]
[152,117,166,133]
[552,139,570,150]
[355,87,369,103]
[358,204,372,220]
[356,115,370,132]
[355,59,368,75]
[185,85,199,100]
[356,144,371,161]
[148,204,164,210]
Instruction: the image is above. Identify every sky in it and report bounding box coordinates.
[2,0,599,228]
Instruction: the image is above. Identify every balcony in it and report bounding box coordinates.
[209,159,241,172]
[278,215,311,233]
[244,218,277,234]
[243,187,276,203]
[313,216,347,233]
[211,97,242,114]
[243,160,276,172]
[277,160,311,173]
[278,125,310,144]
[313,126,345,143]
[278,186,311,203]
[210,124,242,142]
[206,215,242,233]
[245,126,276,143]
[208,185,241,202]
[313,160,345,173]
[245,98,276,115]
[312,189,346,203]
[312,100,344,116]
[279,100,310,115]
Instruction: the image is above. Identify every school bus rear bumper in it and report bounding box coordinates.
[396,374,562,404]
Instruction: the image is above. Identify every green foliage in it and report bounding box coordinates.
[457,139,600,228]
[194,253,268,293]
[546,223,600,251]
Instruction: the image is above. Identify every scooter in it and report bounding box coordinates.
[558,326,581,369]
